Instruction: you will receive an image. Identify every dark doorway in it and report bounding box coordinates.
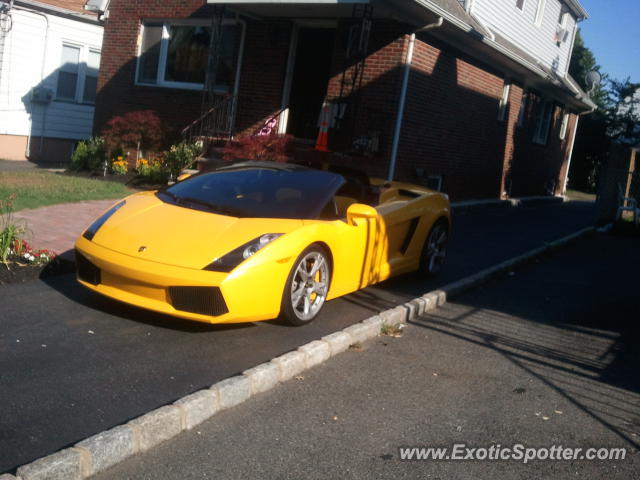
[287,28,336,140]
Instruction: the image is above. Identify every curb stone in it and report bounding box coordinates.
[174,389,220,431]
[7,226,594,479]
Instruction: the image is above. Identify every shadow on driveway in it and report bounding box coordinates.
[411,233,640,449]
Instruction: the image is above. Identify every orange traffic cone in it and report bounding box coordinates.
[315,103,330,152]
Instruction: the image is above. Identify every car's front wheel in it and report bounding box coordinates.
[420,220,449,276]
[280,245,330,326]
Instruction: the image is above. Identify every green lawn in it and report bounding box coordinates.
[0,170,135,212]
[565,189,596,202]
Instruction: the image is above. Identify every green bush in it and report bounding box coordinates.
[137,160,169,184]
[164,141,201,179]
[0,195,25,266]
[71,137,107,172]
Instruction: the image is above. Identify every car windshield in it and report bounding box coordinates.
[158,165,345,219]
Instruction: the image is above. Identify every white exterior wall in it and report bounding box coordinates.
[471,0,577,76]
[0,8,103,141]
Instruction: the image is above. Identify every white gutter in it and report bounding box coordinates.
[387,16,443,181]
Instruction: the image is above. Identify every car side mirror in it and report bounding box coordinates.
[346,203,378,225]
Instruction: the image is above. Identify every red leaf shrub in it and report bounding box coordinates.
[223,134,294,163]
[102,110,165,154]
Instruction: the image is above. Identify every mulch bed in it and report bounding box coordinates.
[0,258,75,286]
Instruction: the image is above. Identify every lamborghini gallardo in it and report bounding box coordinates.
[75,162,450,325]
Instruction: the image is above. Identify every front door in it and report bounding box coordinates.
[287,28,336,140]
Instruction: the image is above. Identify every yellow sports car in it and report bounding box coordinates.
[75,162,450,325]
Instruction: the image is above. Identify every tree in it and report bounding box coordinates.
[568,30,609,192]
[605,78,640,146]
[569,30,607,110]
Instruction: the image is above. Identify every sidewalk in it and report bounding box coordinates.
[93,233,640,480]
[13,200,117,259]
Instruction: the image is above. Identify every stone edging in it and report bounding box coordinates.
[4,226,594,480]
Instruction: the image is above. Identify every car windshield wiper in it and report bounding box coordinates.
[178,197,245,217]
[158,190,179,203]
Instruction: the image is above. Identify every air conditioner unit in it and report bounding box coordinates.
[30,87,53,104]
[554,26,569,44]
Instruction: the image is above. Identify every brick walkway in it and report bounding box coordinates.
[13,200,119,260]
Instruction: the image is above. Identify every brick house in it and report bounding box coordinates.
[90,0,595,200]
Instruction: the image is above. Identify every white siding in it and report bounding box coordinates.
[0,9,103,140]
[471,0,577,76]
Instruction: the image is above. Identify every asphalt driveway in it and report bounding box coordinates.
[0,201,595,474]
[94,233,640,480]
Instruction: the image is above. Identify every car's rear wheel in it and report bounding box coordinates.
[280,245,330,326]
[420,220,448,276]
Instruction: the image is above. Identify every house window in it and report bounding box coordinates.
[498,81,511,122]
[555,6,570,45]
[83,50,101,103]
[137,19,244,92]
[517,89,528,127]
[558,5,569,26]
[516,0,526,11]
[559,112,570,140]
[56,44,101,104]
[534,0,546,27]
[533,99,554,144]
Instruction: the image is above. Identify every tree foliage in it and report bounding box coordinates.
[569,30,608,111]
[568,30,640,192]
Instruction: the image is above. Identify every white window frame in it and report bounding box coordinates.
[517,88,528,127]
[135,18,246,94]
[498,80,511,122]
[533,99,554,145]
[559,111,570,140]
[534,0,547,27]
[55,43,101,105]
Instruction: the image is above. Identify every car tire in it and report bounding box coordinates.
[420,219,449,276]
[279,245,331,326]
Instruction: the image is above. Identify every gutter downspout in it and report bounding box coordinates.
[562,114,580,195]
[387,16,443,181]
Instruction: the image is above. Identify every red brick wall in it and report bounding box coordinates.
[94,0,291,144]
[509,92,578,197]
[95,2,576,200]
[323,20,407,171]
[394,35,514,199]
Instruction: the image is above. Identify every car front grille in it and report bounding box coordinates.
[76,251,101,285]
[168,286,229,317]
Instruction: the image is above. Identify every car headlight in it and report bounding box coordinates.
[82,201,125,241]
[204,233,283,272]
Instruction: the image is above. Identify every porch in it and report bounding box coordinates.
[172,1,438,174]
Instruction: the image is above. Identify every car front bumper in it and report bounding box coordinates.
[74,237,285,324]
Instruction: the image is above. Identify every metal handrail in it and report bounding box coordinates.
[182,93,238,145]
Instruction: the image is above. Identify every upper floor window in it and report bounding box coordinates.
[534,0,546,27]
[533,99,554,144]
[555,6,571,45]
[56,44,101,104]
[516,0,526,11]
[136,19,244,92]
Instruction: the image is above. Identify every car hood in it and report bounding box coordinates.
[90,192,303,270]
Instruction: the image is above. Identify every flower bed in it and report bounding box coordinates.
[0,196,72,285]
